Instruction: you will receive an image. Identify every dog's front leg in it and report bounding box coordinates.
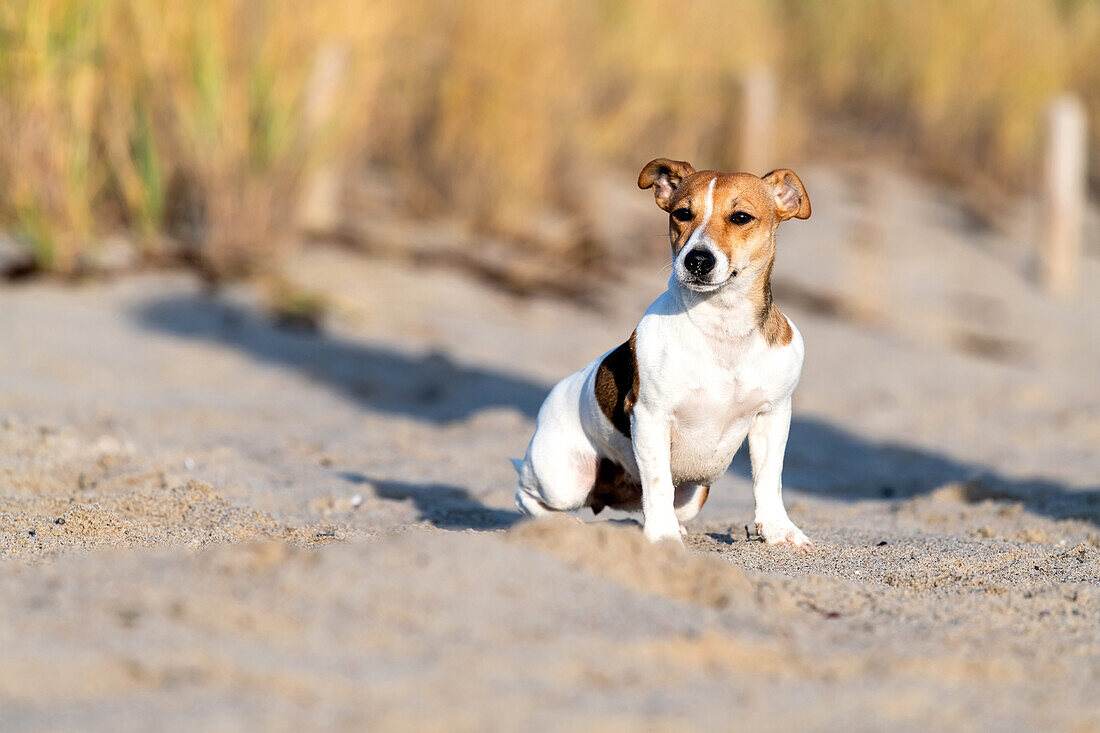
[631,403,682,546]
[748,398,812,549]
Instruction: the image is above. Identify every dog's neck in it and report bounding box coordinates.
[669,254,775,343]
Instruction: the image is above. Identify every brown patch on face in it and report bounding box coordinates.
[587,458,642,514]
[639,160,810,259]
[593,331,638,438]
[662,173,783,265]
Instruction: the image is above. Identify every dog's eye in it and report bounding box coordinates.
[671,208,693,222]
[730,211,754,225]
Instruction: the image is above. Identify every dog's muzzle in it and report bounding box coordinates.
[683,248,716,278]
[677,244,736,291]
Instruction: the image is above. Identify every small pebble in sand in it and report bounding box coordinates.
[184,457,196,471]
[350,494,363,509]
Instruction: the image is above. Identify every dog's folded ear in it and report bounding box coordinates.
[763,169,811,221]
[638,158,696,211]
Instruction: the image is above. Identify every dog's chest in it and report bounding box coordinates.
[667,354,769,484]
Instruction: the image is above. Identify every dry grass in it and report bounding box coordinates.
[0,0,389,275]
[1,0,1098,278]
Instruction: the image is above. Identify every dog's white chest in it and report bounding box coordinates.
[668,375,766,484]
[648,314,801,485]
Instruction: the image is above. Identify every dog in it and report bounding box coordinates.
[513,158,812,548]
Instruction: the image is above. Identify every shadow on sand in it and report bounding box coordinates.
[134,292,1099,530]
[749,420,1100,525]
[339,472,522,530]
[135,294,548,423]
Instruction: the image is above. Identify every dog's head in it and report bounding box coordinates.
[638,158,810,292]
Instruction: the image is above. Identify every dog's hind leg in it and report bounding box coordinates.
[515,438,599,518]
[515,366,602,518]
[514,487,556,516]
[674,483,710,524]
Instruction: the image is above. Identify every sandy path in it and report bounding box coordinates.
[0,163,1097,730]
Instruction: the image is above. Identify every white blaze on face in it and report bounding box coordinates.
[689,176,717,249]
[676,175,730,287]
[702,175,717,221]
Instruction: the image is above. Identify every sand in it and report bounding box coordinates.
[0,161,1098,731]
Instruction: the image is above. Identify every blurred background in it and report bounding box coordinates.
[2,0,1099,292]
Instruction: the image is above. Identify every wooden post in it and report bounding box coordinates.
[298,43,349,236]
[740,66,776,175]
[1040,94,1087,296]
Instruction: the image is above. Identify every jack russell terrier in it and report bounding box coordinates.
[514,158,812,548]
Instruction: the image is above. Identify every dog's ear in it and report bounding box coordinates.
[763,169,811,221]
[638,158,696,211]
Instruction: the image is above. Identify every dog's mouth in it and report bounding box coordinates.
[680,269,738,292]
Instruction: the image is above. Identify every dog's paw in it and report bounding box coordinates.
[644,520,685,548]
[755,519,813,550]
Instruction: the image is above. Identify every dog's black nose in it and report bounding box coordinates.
[684,248,716,277]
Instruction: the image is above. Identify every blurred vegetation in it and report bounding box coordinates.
[1,0,1099,278]
[0,0,386,275]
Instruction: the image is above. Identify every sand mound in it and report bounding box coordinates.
[509,516,788,611]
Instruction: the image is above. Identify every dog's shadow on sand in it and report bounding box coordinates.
[135,294,546,423]
[134,292,1099,530]
[339,472,522,530]
[741,420,1100,526]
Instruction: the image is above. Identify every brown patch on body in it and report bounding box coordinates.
[588,469,711,518]
[752,258,793,347]
[762,304,793,347]
[590,333,642,511]
[587,459,642,515]
[593,331,638,438]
